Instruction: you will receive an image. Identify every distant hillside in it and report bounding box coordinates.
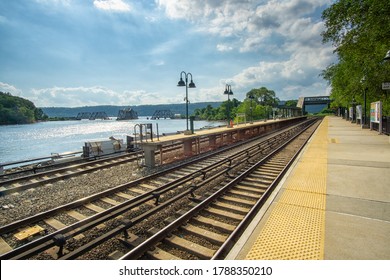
[0,92,48,125]
[41,102,222,118]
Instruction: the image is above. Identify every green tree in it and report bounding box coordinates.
[246,87,279,107]
[0,92,48,125]
[285,100,298,107]
[321,0,390,115]
[234,87,279,121]
[35,108,48,121]
[191,99,241,121]
[219,98,240,121]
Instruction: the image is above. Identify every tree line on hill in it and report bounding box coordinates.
[0,92,48,125]
[40,102,223,118]
[1,88,299,125]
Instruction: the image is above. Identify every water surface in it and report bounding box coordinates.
[0,118,224,165]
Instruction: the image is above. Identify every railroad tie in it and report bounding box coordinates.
[0,237,13,255]
[181,224,226,245]
[13,225,45,241]
[165,235,216,259]
[147,247,182,260]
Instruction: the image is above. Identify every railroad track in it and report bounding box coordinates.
[0,130,252,196]
[0,139,201,196]
[120,119,321,260]
[120,154,292,260]
[0,152,139,195]
[0,118,320,260]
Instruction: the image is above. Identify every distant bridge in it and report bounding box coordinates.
[151,110,174,120]
[76,112,108,120]
[297,96,331,114]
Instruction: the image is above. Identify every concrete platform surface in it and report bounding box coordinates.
[229,116,390,260]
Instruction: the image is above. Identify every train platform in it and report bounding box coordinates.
[139,117,305,167]
[228,116,390,260]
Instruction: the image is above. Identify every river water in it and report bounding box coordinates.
[0,118,225,165]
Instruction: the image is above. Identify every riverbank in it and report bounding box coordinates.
[0,118,225,167]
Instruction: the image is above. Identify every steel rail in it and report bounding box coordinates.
[59,133,297,260]
[0,123,287,195]
[0,121,300,235]
[0,118,314,259]
[0,139,196,189]
[119,118,319,260]
[0,154,138,196]
[211,118,321,259]
[0,132,234,181]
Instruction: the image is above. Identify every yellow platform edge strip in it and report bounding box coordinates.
[245,117,328,260]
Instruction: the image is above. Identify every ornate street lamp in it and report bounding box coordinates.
[224,84,233,127]
[177,71,196,133]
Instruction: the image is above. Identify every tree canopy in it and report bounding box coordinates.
[0,92,48,125]
[193,87,291,121]
[321,0,390,114]
[193,99,241,121]
[245,87,280,107]
[235,87,280,121]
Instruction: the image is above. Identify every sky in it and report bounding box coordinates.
[0,0,336,107]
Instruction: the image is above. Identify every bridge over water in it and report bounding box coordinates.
[76,112,108,120]
[151,110,174,120]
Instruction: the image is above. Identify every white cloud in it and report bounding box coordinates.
[154,60,165,66]
[123,90,183,105]
[28,86,186,107]
[93,0,132,12]
[193,86,225,103]
[2,0,336,108]
[157,0,332,54]
[282,82,331,100]
[216,44,233,52]
[0,82,22,96]
[231,61,283,87]
[230,44,334,99]
[31,86,126,107]
[157,0,335,100]
[35,0,71,5]
[149,39,182,56]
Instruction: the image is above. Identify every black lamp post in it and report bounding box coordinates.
[177,71,196,132]
[351,97,357,123]
[383,50,390,133]
[224,84,233,127]
[248,93,254,124]
[360,75,367,126]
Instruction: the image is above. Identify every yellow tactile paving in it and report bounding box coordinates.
[245,204,325,260]
[279,189,326,210]
[283,162,327,194]
[245,117,328,260]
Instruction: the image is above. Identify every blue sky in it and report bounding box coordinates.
[0,0,336,107]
